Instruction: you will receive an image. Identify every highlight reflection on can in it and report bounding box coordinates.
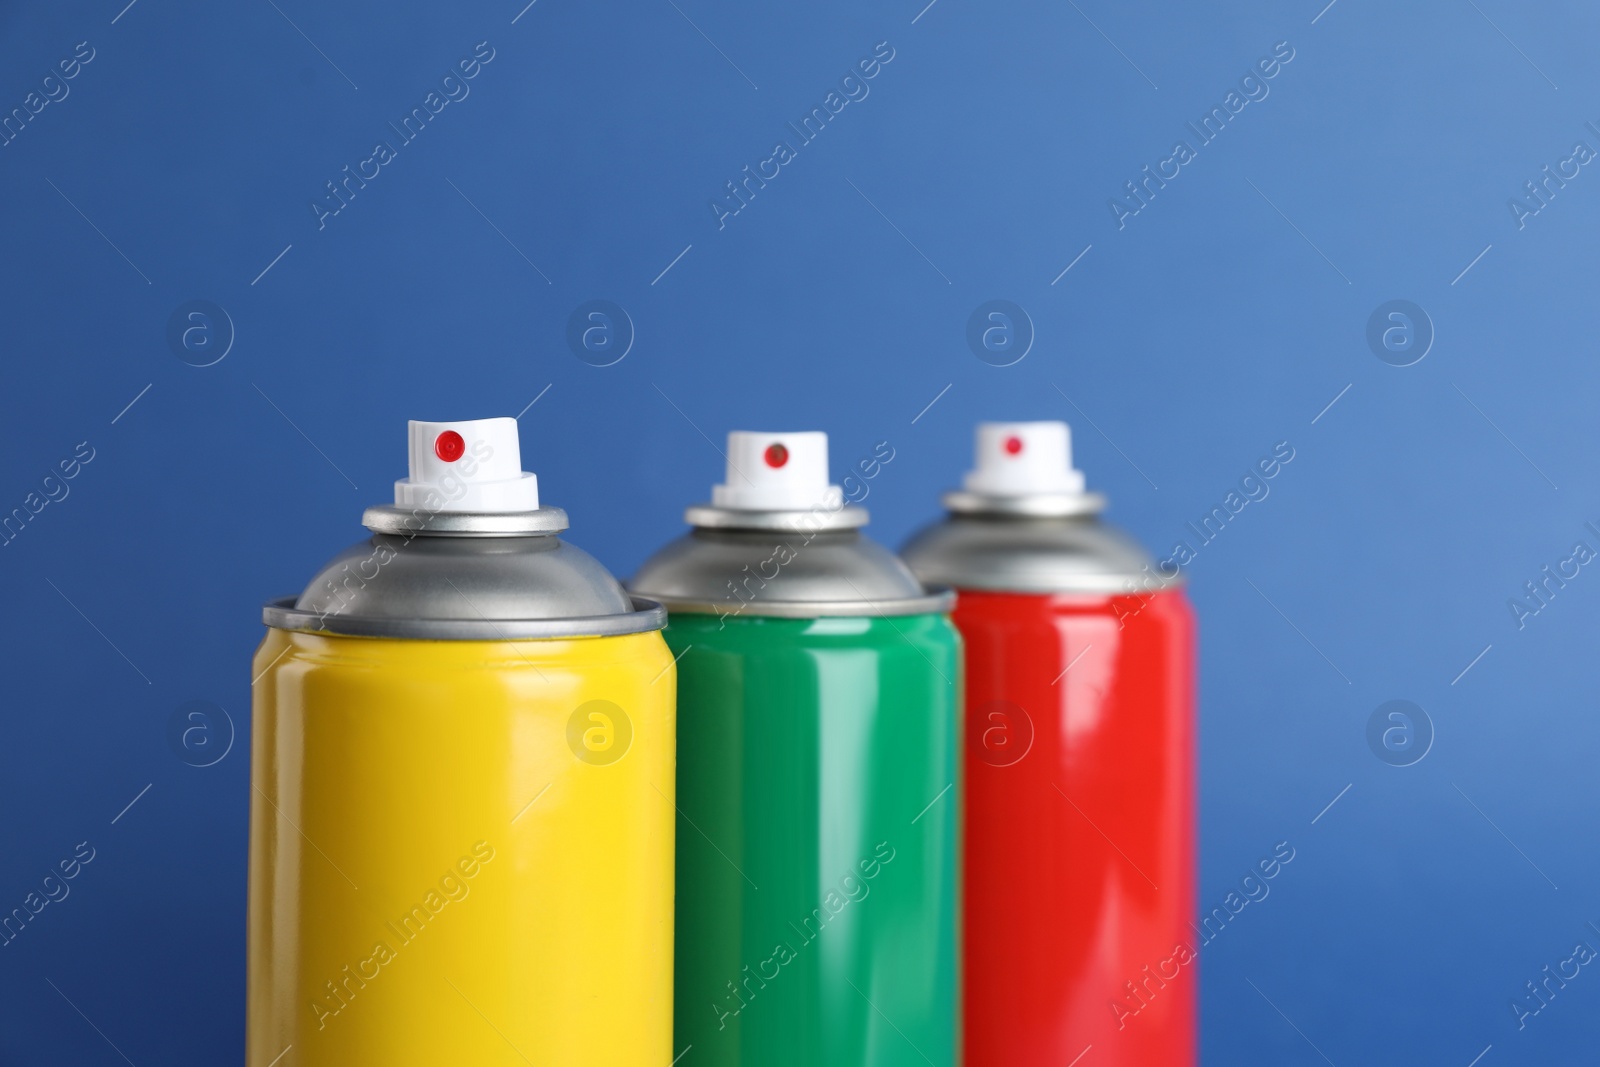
[903,421,1197,1067]
[249,417,676,1066]
[632,430,962,1067]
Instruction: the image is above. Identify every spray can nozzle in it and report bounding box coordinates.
[963,421,1086,497]
[711,431,842,511]
[394,417,540,512]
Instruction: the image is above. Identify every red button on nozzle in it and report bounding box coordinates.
[434,430,466,462]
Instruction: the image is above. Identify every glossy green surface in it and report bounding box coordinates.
[667,612,962,1067]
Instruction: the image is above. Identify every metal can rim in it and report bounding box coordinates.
[940,490,1107,518]
[942,572,1186,595]
[261,595,668,639]
[682,503,869,532]
[652,587,955,619]
[361,505,571,537]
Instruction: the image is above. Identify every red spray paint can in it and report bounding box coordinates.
[902,421,1196,1067]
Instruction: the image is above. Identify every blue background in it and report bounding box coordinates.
[2,0,1596,1063]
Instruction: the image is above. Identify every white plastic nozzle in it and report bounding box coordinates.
[394,417,540,512]
[711,430,842,511]
[963,421,1086,496]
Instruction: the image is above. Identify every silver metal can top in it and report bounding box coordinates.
[901,504,1173,596]
[900,420,1178,596]
[628,430,950,618]
[631,518,951,619]
[262,417,664,640]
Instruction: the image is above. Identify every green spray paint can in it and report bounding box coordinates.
[632,430,961,1067]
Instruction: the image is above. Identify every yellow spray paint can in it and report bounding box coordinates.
[248,417,675,1066]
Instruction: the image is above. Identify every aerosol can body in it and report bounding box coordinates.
[903,421,1196,1067]
[248,417,676,1066]
[632,431,962,1067]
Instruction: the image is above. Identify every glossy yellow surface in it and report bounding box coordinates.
[247,628,676,1066]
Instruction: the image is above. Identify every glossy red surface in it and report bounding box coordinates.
[956,588,1195,1067]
